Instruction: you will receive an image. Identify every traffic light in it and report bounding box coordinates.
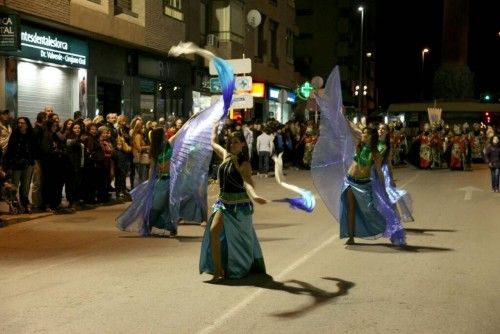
[480,93,492,103]
[484,111,492,124]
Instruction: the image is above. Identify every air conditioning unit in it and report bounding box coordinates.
[206,34,219,47]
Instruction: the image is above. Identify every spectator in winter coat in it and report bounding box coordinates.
[484,135,500,192]
[3,117,36,213]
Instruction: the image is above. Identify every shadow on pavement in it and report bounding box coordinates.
[0,213,53,226]
[258,237,293,242]
[254,223,299,230]
[207,273,355,318]
[405,228,457,236]
[345,242,453,253]
[119,234,171,239]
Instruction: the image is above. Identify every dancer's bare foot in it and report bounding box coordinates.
[345,238,355,245]
[208,270,225,283]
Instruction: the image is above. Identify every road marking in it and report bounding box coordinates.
[197,233,338,334]
[399,172,419,188]
[198,171,419,333]
[458,186,483,201]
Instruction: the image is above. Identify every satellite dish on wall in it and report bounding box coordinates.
[311,76,324,89]
[247,9,262,28]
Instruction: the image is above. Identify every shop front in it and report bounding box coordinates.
[250,82,266,121]
[1,23,88,122]
[267,85,296,124]
[137,55,191,121]
[192,66,211,115]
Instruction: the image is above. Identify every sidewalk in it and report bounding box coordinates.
[0,201,52,227]
[0,198,126,228]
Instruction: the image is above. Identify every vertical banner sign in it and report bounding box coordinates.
[0,14,21,51]
[427,107,442,124]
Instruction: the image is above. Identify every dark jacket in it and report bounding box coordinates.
[485,143,500,168]
[3,131,36,170]
[65,137,85,171]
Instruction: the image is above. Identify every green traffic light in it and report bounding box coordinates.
[484,95,491,101]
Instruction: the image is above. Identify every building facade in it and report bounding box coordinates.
[201,0,299,123]
[0,0,299,123]
[0,0,194,121]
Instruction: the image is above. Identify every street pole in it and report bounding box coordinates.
[357,6,364,120]
[421,48,429,100]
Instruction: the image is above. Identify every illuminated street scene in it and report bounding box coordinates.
[2,167,500,333]
[0,1,499,333]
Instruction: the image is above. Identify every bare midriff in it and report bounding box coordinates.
[347,162,371,180]
[157,161,170,175]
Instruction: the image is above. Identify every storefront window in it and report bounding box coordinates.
[268,100,292,124]
[164,84,184,118]
[267,86,296,123]
[139,79,155,120]
[164,0,183,20]
[192,91,211,115]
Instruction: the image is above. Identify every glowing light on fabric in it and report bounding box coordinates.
[311,66,354,222]
[167,42,235,225]
[272,153,316,212]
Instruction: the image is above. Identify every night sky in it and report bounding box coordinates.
[375,0,500,108]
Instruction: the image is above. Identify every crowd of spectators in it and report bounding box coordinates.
[0,107,320,219]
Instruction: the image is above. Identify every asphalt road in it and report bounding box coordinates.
[1,164,499,333]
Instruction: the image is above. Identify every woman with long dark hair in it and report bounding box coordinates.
[199,124,268,282]
[147,127,176,234]
[311,67,410,247]
[117,127,177,236]
[40,118,65,212]
[3,116,35,213]
[341,126,387,244]
[64,122,86,209]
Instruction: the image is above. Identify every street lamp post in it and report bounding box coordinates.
[421,48,429,100]
[357,6,364,119]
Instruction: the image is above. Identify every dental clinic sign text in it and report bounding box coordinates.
[16,25,88,68]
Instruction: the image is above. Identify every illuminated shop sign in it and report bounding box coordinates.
[0,14,21,51]
[251,82,265,97]
[4,25,89,68]
[268,86,296,103]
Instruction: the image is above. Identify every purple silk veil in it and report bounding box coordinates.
[169,99,224,225]
[311,66,410,245]
[169,57,235,226]
[381,164,414,223]
[116,166,157,236]
[371,167,407,245]
[311,66,355,222]
[117,51,235,233]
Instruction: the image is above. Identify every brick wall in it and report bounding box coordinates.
[145,1,185,54]
[4,0,70,24]
[3,0,188,56]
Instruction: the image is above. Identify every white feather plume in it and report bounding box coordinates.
[168,41,215,60]
[273,153,302,194]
